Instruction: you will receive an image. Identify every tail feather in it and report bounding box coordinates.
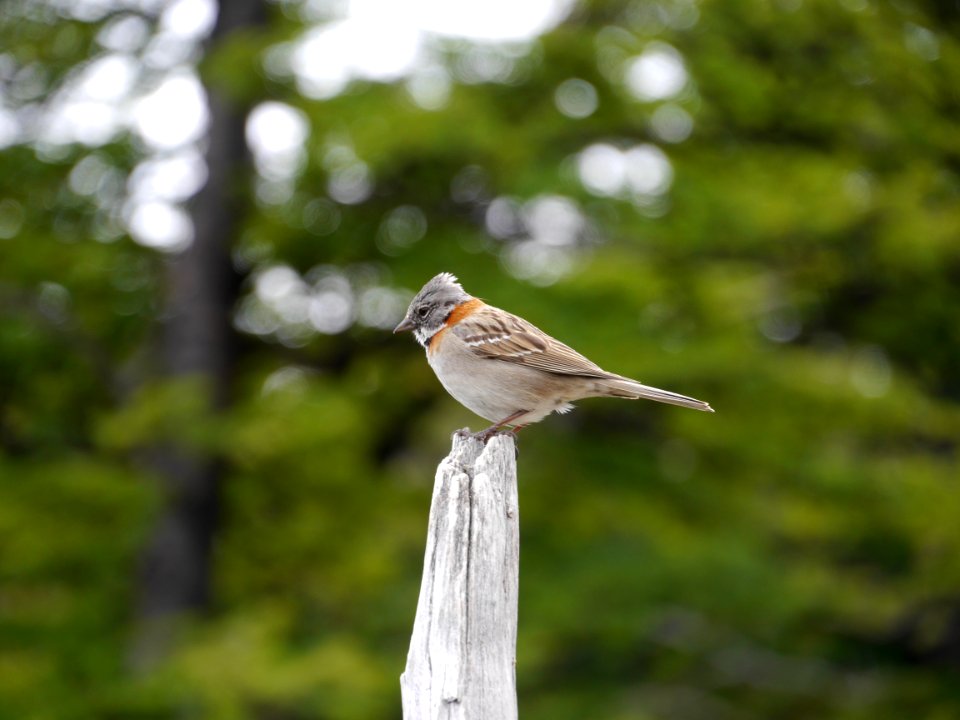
[600,377,714,413]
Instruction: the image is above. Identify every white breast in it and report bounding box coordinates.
[426,332,573,425]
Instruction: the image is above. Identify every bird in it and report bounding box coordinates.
[394,273,713,440]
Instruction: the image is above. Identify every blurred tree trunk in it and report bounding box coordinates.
[133,0,265,665]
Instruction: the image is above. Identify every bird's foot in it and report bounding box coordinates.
[454,426,517,445]
[454,427,504,443]
[456,410,528,449]
[476,427,511,444]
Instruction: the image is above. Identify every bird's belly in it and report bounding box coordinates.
[427,343,570,425]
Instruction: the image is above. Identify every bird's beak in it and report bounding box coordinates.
[393,317,415,333]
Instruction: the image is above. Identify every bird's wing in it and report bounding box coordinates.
[450,304,612,378]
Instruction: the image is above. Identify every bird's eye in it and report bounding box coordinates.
[417,307,429,318]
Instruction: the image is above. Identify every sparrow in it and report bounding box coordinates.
[394,273,713,440]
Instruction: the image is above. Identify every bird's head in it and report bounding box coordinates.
[394,272,472,347]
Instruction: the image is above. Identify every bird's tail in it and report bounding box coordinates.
[598,376,714,413]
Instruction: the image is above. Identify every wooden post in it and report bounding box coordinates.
[401,433,520,720]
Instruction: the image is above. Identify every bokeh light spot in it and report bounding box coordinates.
[577,143,627,197]
[127,200,193,252]
[624,42,687,101]
[246,101,309,181]
[650,103,693,143]
[133,70,209,150]
[554,78,598,118]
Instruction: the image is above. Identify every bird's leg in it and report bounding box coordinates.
[473,409,529,443]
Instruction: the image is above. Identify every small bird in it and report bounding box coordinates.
[394,273,713,440]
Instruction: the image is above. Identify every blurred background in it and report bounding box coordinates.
[2,0,959,717]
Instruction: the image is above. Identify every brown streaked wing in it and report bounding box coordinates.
[451,305,612,378]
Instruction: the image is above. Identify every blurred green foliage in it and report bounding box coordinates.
[2,0,960,718]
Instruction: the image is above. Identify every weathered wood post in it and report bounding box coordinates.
[401,432,519,720]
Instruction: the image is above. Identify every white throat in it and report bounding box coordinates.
[414,323,444,349]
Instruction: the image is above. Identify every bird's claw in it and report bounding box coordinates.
[453,427,516,445]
